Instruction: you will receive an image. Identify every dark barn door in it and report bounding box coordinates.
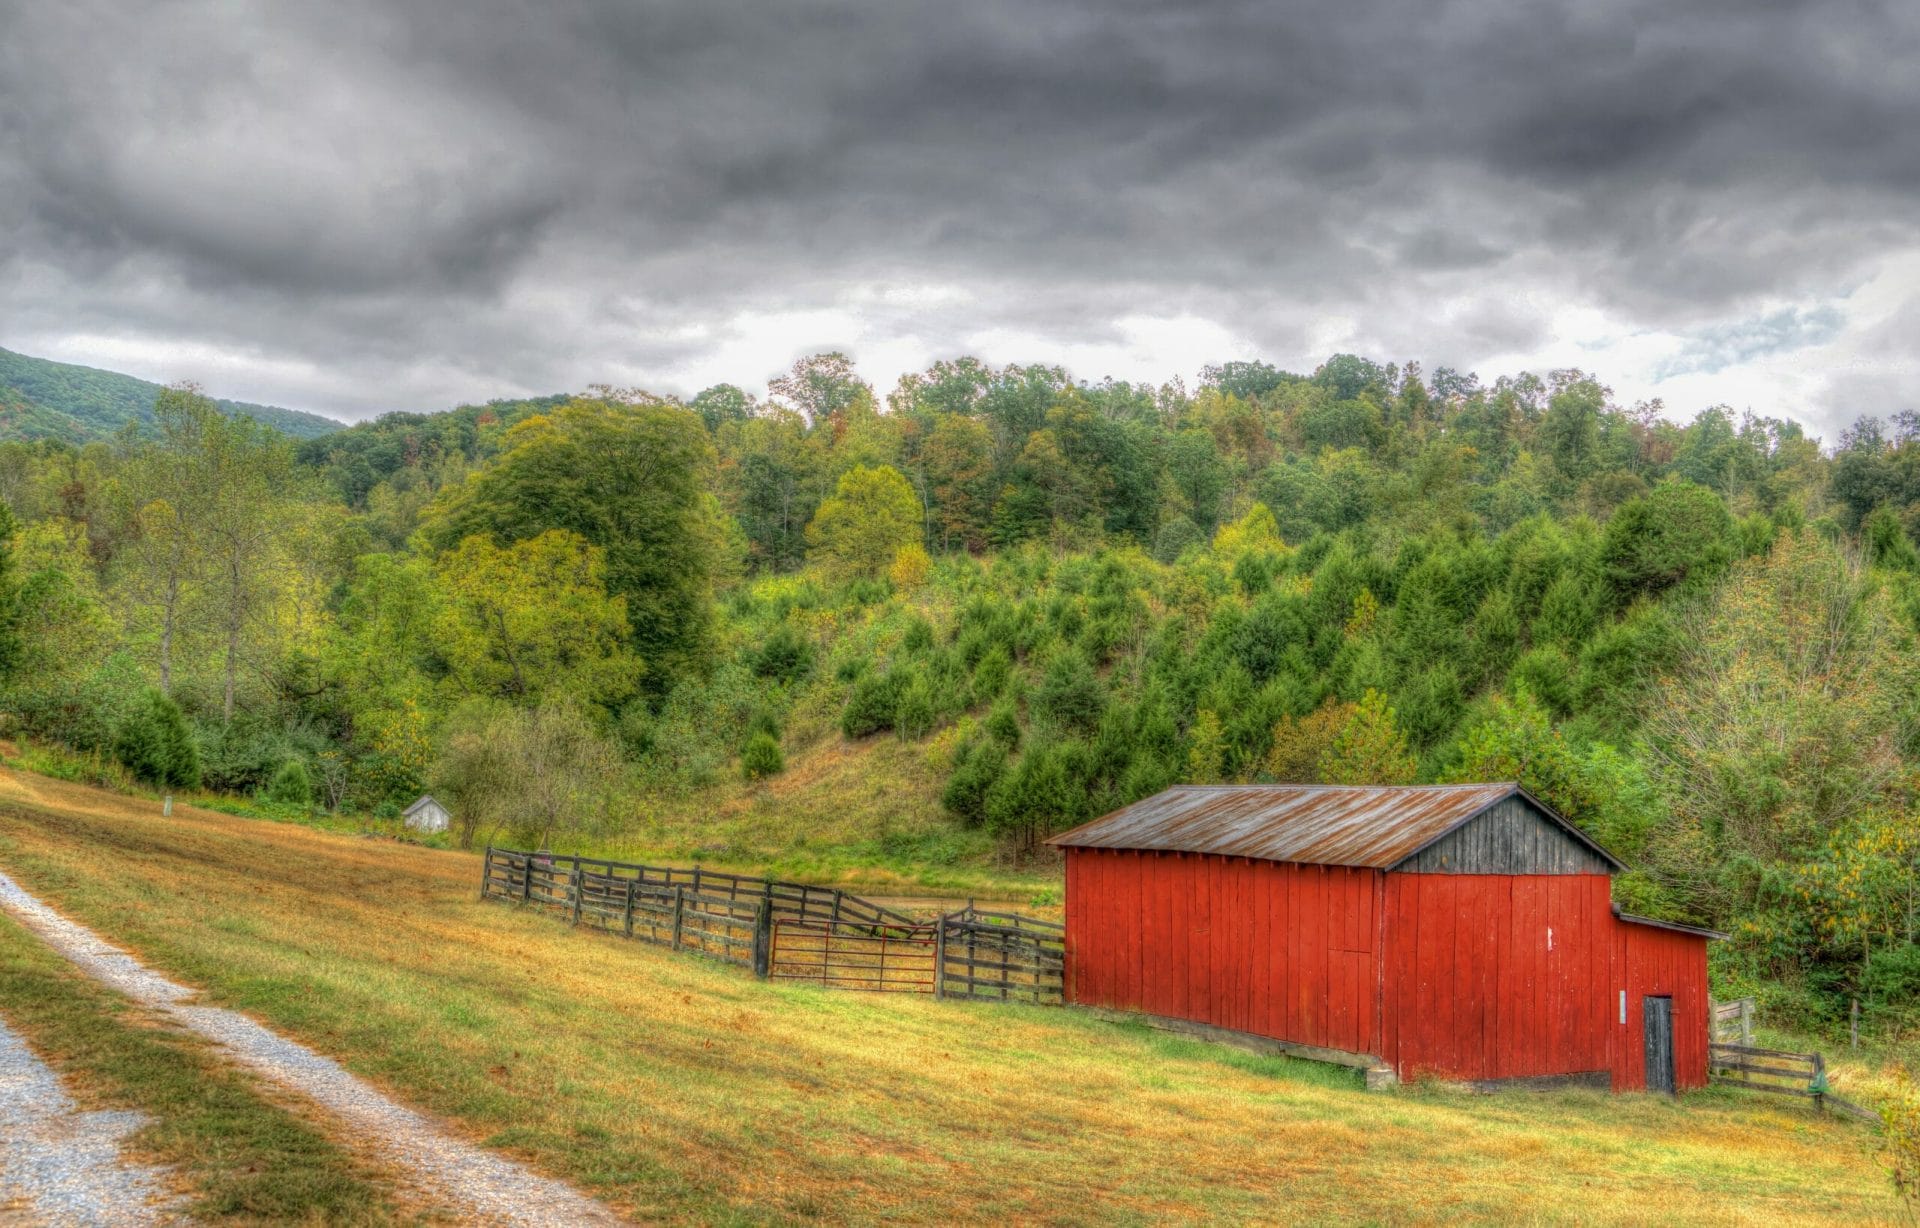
[1643,996,1675,1094]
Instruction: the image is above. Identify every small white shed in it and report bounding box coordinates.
[402,794,452,834]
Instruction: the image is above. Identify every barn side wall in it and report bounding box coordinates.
[1396,796,1615,874]
[1610,922,1710,1091]
[1381,872,1613,1082]
[1064,848,1382,1059]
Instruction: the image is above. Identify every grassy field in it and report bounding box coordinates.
[0,765,1900,1225]
[0,735,1058,904]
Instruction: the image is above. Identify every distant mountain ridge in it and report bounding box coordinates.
[0,346,344,442]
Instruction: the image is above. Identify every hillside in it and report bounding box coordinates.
[5,352,1920,1054]
[0,763,1896,1223]
[0,345,342,441]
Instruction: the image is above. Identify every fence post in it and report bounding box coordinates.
[570,867,583,926]
[752,898,772,979]
[1741,999,1753,1048]
[1811,1051,1827,1113]
[671,885,685,951]
[934,912,947,1000]
[480,846,493,900]
[623,878,635,939]
[521,853,533,903]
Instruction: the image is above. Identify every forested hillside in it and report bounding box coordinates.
[0,346,342,442]
[2,352,1918,1036]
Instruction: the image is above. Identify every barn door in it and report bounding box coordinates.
[1643,996,1675,1094]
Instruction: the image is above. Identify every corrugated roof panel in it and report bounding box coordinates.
[1045,782,1544,868]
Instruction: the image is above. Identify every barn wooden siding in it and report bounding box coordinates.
[1382,873,1613,1082]
[1396,796,1615,875]
[1065,848,1381,1058]
[1612,920,1710,1091]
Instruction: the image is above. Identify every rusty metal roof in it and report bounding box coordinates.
[1045,782,1606,869]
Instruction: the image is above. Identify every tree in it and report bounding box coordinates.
[497,703,623,850]
[1318,689,1416,785]
[1263,699,1357,783]
[1642,531,1918,920]
[768,352,870,426]
[1600,480,1734,603]
[805,464,922,582]
[433,530,638,708]
[423,395,719,686]
[114,687,201,789]
[0,503,25,681]
[116,384,218,693]
[196,409,299,721]
[920,415,996,551]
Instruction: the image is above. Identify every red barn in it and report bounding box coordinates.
[1047,783,1721,1092]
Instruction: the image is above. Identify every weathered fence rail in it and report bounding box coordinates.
[1709,996,1755,1046]
[1709,1041,1877,1123]
[481,847,1066,1003]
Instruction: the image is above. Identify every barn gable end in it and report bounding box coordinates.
[1392,795,1614,875]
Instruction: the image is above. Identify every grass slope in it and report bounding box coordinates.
[617,734,1055,901]
[0,345,342,442]
[0,765,1895,1225]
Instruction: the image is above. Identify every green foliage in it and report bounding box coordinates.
[841,671,904,738]
[114,688,201,790]
[1601,480,1735,602]
[942,740,1007,827]
[263,759,313,806]
[806,464,923,583]
[1031,650,1104,735]
[1319,690,1416,785]
[422,395,719,687]
[740,731,784,780]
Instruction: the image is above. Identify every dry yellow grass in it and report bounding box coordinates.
[0,764,1898,1225]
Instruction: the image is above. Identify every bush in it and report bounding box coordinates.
[1031,650,1104,736]
[113,689,201,790]
[198,717,297,795]
[894,671,938,740]
[985,701,1021,751]
[263,758,313,806]
[942,741,1007,827]
[740,731,784,780]
[748,624,814,683]
[841,671,903,738]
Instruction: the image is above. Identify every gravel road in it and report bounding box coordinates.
[0,870,623,1226]
[0,1012,179,1226]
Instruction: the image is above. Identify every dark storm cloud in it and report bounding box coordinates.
[1,0,1916,420]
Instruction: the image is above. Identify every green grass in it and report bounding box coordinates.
[0,764,1899,1224]
[0,912,399,1223]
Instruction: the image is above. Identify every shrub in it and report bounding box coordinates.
[740,731,784,780]
[113,689,201,790]
[263,758,313,806]
[748,624,814,683]
[971,645,1014,705]
[941,741,1007,827]
[894,671,938,740]
[841,671,903,738]
[1031,650,1103,735]
[985,701,1021,751]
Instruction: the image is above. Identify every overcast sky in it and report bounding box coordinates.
[3,1,1917,436]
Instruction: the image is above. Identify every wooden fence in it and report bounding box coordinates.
[481,847,1065,1003]
[1709,997,1755,1046]
[1709,1042,1877,1123]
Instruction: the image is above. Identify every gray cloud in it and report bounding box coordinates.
[1,0,1917,422]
